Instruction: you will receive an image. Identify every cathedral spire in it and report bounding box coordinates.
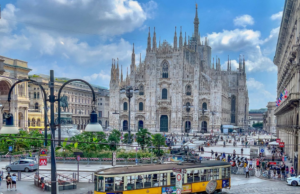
[184,32,187,46]
[174,26,177,51]
[121,65,123,82]
[147,27,151,52]
[153,27,157,52]
[230,60,231,71]
[117,58,119,70]
[131,43,136,73]
[243,55,245,74]
[194,4,199,41]
[139,53,141,65]
[212,57,214,69]
[179,26,183,50]
[239,54,242,72]
[227,55,230,71]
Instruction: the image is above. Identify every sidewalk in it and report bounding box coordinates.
[0,181,93,194]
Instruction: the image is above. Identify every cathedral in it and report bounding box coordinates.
[109,5,249,133]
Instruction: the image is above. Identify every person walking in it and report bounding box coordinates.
[241,148,243,155]
[249,159,253,169]
[11,173,17,191]
[6,172,11,191]
[215,152,218,159]
[285,166,289,177]
[290,166,295,177]
[211,150,214,158]
[245,166,249,178]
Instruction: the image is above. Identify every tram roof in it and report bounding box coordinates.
[95,161,230,175]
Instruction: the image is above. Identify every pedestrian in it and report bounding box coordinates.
[211,150,214,158]
[290,166,295,177]
[227,154,231,163]
[245,166,249,178]
[285,166,289,177]
[241,148,243,155]
[0,171,2,186]
[256,159,260,170]
[215,152,218,159]
[249,159,253,168]
[281,163,286,179]
[11,173,17,191]
[198,145,201,152]
[6,172,11,191]
[233,149,236,158]
[272,154,275,161]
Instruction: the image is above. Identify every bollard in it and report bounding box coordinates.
[18,171,21,181]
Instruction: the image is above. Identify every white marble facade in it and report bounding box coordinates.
[109,5,249,133]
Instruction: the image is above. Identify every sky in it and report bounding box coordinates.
[0,0,284,110]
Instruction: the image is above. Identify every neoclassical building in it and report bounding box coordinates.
[28,74,110,131]
[263,102,276,134]
[109,5,249,133]
[0,55,110,132]
[274,0,300,174]
[0,55,31,131]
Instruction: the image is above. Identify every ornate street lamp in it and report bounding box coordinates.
[120,86,139,144]
[0,70,102,194]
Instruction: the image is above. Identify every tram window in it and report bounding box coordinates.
[222,167,230,179]
[126,175,135,190]
[152,173,159,187]
[144,174,152,188]
[160,173,167,186]
[212,168,219,180]
[105,177,114,191]
[136,175,143,189]
[96,176,104,192]
[187,171,193,183]
[171,172,176,185]
[200,169,207,182]
[194,170,200,182]
[115,176,124,191]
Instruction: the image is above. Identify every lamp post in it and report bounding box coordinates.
[0,70,103,194]
[120,86,139,144]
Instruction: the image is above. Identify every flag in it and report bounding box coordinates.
[278,97,281,103]
[280,93,283,101]
[284,89,288,99]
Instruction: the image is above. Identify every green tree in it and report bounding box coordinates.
[151,134,165,157]
[108,129,121,150]
[122,133,133,144]
[136,128,151,150]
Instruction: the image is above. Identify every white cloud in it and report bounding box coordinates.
[271,11,283,20]
[0,4,18,34]
[207,29,261,53]
[0,35,31,52]
[16,0,151,36]
[83,70,111,82]
[247,78,276,108]
[234,15,254,27]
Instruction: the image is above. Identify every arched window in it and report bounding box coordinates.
[202,102,207,110]
[139,85,144,95]
[186,85,191,95]
[231,95,236,123]
[32,118,36,127]
[35,102,39,110]
[28,119,31,127]
[162,88,167,99]
[37,119,41,126]
[162,62,168,78]
[37,92,40,99]
[0,80,10,95]
[123,102,128,111]
[123,120,128,131]
[186,102,191,112]
[139,102,144,111]
[34,92,36,99]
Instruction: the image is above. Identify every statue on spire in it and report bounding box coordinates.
[194,4,199,41]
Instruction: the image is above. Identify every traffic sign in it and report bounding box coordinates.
[77,155,81,161]
[176,188,181,194]
[260,148,264,153]
[112,152,116,166]
[279,142,285,148]
[8,146,12,152]
[39,158,47,166]
[175,173,182,189]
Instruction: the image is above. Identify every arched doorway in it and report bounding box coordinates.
[138,120,143,130]
[201,121,207,133]
[160,115,168,132]
[123,120,128,131]
[185,121,191,133]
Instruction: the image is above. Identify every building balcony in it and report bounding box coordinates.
[274,92,300,115]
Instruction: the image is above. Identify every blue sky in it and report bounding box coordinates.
[0,0,284,109]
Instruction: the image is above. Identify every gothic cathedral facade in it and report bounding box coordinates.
[109,5,249,133]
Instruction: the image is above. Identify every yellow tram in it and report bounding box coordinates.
[94,161,231,194]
